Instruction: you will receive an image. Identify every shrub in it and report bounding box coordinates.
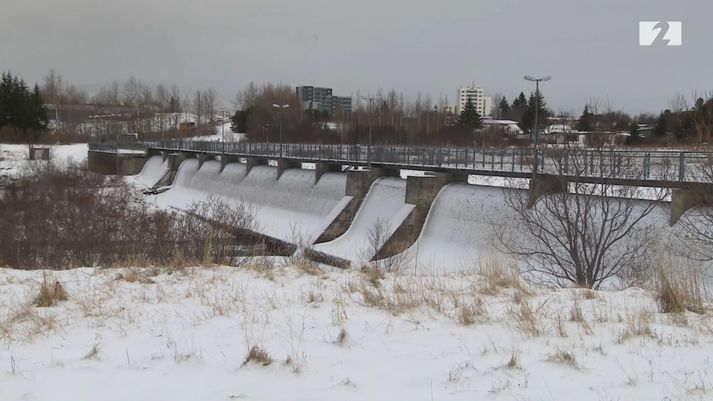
[242,345,273,367]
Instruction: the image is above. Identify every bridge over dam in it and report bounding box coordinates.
[88,141,713,271]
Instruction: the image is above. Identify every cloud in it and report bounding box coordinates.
[1,0,710,113]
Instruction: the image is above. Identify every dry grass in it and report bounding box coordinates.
[33,279,68,307]
[555,316,568,337]
[242,345,273,367]
[655,265,704,314]
[361,266,384,288]
[458,299,488,326]
[118,269,155,284]
[569,300,593,335]
[82,343,101,360]
[295,259,322,276]
[0,304,59,343]
[331,297,348,325]
[510,300,539,337]
[334,327,349,346]
[618,312,655,343]
[547,349,578,369]
[505,351,520,369]
[479,256,524,296]
[169,247,186,273]
[306,290,324,305]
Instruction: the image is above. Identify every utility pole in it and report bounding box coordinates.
[524,75,552,175]
[360,96,374,167]
[272,104,290,159]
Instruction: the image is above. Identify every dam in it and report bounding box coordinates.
[89,142,711,271]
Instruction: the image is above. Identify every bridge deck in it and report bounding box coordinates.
[89,141,713,189]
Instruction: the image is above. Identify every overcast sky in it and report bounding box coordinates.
[1,0,711,114]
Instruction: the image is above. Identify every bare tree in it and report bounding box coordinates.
[42,70,63,125]
[498,144,667,288]
[678,95,713,260]
[362,219,411,272]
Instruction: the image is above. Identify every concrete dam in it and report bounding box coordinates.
[89,143,708,272]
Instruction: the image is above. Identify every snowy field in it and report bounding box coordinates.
[1,264,711,401]
[0,143,88,179]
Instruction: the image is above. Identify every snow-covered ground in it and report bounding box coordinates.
[0,143,88,181]
[1,264,711,401]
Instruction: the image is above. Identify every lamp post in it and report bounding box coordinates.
[360,96,374,167]
[523,75,551,174]
[272,104,290,159]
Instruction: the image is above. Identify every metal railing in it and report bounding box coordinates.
[126,140,713,184]
[88,143,149,153]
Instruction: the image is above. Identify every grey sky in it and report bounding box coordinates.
[1,0,711,114]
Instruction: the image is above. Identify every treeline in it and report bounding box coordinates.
[231,81,713,148]
[648,95,713,145]
[230,83,534,147]
[0,72,48,141]
[43,71,220,142]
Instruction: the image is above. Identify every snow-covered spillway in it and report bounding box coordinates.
[401,184,522,272]
[154,159,351,243]
[399,183,683,274]
[313,177,414,263]
[125,155,169,189]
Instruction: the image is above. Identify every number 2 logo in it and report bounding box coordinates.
[639,21,682,46]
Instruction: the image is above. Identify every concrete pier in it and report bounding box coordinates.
[373,173,462,260]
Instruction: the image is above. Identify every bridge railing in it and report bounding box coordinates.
[88,143,149,153]
[142,140,713,184]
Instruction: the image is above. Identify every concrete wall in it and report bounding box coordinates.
[373,173,459,260]
[88,150,148,176]
[315,168,394,243]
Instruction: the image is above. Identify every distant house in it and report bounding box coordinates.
[179,121,196,131]
[482,119,523,136]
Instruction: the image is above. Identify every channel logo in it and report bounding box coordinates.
[639,21,682,46]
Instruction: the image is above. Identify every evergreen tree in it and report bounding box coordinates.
[520,91,550,133]
[231,108,250,133]
[576,105,593,132]
[625,121,643,145]
[653,110,669,137]
[0,72,48,135]
[31,84,49,130]
[458,98,482,128]
[512,92,527,109]
[498,97,510,118]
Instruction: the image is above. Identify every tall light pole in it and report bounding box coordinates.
[360,96,374,167]
[524,75,551,174]
[272,103,290,159]
[221,109,226,142]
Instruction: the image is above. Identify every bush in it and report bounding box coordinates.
[0,162,257,269]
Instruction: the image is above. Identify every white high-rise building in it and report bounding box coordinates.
[456,85,492,118]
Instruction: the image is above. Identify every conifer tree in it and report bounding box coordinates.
[458,98,482,128]
[0,72,48,137]
[576,105,593,132]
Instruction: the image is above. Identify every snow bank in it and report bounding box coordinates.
[154,160,350,242]
[1,265,711,401]
[314,177,414,262]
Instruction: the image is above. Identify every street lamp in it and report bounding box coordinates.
[272,104,290,158]
[523,75,551,174]
[360,96,374,167]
